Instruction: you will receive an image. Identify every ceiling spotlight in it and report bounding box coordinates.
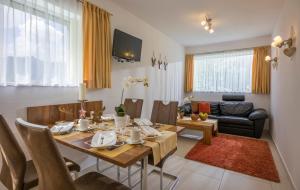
[201,16,214,34]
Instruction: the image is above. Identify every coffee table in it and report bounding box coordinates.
[176,117,218,145]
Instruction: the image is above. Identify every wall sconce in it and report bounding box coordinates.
[265,55,278,69]
[271,35,296,57]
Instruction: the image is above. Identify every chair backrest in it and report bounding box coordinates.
[27,101,103,125]
[15,118,76,190]
[124,98,143,119]
[150,101,178,125]
[0,115,26,190]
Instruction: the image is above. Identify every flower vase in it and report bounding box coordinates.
[114,115,129,132]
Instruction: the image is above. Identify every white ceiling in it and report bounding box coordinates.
[110,0,284,47]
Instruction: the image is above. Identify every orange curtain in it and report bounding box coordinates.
[185,54,194,92]
[83,1,112,89]
[252,46,271,94]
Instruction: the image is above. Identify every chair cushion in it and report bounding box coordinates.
[215,116,254,126]
[220,102,253,117]
[74,172,130,190]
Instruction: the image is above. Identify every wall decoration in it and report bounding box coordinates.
[151,52,156,67]
[163,56,168,71]
[158,54,163,69]
[151,52,168,71]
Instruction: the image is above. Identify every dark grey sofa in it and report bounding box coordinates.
[180,95,268,138]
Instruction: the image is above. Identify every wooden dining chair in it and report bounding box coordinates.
[150,100,178,125]
[0,115,80,190]
[15,118,130,190]
[126,100,179,190]
[124,98,143,119]
[150,100,179,190]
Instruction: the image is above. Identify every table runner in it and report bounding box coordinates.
[144,131,177,165]
[53,123,177,165]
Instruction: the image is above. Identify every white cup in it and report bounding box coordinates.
[130,127,141,143]
[79,119,89,131]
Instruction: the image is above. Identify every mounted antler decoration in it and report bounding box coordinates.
[158,54,163,69]
[163,56,168,71]
[151,52,156,67]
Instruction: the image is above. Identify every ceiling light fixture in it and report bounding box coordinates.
[201,16,214,34]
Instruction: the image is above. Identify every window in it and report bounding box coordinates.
[0,0,82,86]
[193,49,253,93]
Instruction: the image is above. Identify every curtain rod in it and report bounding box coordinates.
[78,0,113,16]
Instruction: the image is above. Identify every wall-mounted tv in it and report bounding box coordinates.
[112,29,142,62]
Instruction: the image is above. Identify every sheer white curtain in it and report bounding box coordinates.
[193,49,253,93]
[0,0,82,86]
[151,62,184,103]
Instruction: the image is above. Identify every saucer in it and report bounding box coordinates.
[126,139,144,145]
[76,127,90,132]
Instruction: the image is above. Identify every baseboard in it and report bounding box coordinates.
[271,137,298,190]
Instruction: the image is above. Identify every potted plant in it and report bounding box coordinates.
[114,76,149,129]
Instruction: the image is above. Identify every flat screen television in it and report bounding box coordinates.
[112,29,142,62]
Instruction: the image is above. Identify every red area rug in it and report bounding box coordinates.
[185,134,280,182]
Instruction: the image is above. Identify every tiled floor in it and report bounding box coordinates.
[78,131,295,190]
[0,132,295,190]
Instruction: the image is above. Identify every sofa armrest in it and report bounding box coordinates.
[248,109,268,121]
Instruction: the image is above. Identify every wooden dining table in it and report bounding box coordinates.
[26,101,177,190]
[53,123,177,190]
[54,126,150,190]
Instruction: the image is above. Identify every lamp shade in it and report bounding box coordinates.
[273,36,283,44]
[265,56,271,62]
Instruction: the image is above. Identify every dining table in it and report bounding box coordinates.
[26,101,178,190]
[52,121,177,190]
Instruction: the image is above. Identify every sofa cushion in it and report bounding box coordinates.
[222,94,245,101]
[191,101,199,113]
[198,102,211,113]
[210,102,220,115]
[220,102,253,117]
[210,115,254,126]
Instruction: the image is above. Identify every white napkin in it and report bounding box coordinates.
[51,122,74,134]
[140,125,161,137]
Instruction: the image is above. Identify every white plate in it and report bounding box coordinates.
[51,122,74,135]
[126,139,144,145]
[101,114,114,121]
[75,124,98,132]
[91,131,117,148]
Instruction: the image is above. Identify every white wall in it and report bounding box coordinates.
[270,0,300,189]
[185,35,271,54]
[0,0,184,170]
[185,36,272,128]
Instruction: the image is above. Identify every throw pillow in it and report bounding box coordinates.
[198,102,211,114]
